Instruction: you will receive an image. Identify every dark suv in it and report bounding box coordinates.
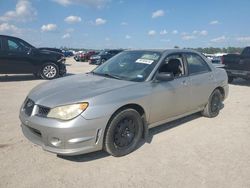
[89,49,123,65]
[0,35,66,79]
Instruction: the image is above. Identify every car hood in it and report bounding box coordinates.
[38,48,62,56]
[28,74,137,108]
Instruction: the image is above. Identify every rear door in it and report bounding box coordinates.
[4,38,34,74]
[184,53,215,110]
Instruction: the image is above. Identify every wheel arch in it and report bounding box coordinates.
[214,86,225,100]
[103,103,148,146]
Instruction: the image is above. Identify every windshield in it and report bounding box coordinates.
[92,51,162,82]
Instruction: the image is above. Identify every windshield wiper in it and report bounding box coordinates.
[91,72,122,80]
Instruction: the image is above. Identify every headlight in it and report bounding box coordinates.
[47,103,88,120]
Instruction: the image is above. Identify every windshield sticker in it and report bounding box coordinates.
[136,59,154,64]
[137,75,143,78]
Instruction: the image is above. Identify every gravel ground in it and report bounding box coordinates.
[0,58,250,188]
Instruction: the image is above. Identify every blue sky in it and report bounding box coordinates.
[0,0,250,49]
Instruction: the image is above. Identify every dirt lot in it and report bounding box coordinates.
[0,57,250,188]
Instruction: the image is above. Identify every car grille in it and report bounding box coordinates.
[23,99,35,116]
[37,106,50,117]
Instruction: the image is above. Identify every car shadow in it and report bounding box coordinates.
[0,73,75,82]
[60,113,201,162]
[57,150,109,162]
[0,74,39,82]
[230,78,250,86]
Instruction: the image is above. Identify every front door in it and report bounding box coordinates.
[149,54,191,125]
[4,38,34,74]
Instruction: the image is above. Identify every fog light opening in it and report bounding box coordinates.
[50,137,62,147]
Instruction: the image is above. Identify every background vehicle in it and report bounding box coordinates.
[74,51,85,61]
[20,49,228,157]
[0,35,66,79]
[62,50,74,57]
[89,49,123,65]
[222,47,250,83]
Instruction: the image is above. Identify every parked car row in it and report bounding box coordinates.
[89,49,123,65]
[74,51,96,62]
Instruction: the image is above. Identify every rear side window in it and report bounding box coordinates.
[0,39,2,50]
[186,53,210,75]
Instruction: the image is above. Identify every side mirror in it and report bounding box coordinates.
[155,72,174,82]
[27,48,33,55]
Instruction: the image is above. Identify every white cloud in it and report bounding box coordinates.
[192,30,198,35]
[41,24,57,32]
[105,37,110,41]
[172,30,178,34]
[210,20,219,25]
[152,9,165,18]
[64,15,82,24]
[62,33,71,39]
[160,29,168,35]
[200,30,208,36]
[236,37,250,43]
[0,0,37,22]
[0,23,20,33]
[121,22,128,26]
[52,0,110,8]
[95,18,106,25]
[148,30,156,36]
[182,35,196,40]
[125,35,131,39]
[211,36,226,42]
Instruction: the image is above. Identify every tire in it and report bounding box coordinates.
[228,76,234,83]
[202,89,223,118]
[40,63,59,80]
[104,109,143,157]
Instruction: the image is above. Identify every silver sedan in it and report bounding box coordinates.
[19,49,229,157]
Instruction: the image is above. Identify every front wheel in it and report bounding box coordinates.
[104,109,143,157]
[202,89,223,118]
[41,63,59,80]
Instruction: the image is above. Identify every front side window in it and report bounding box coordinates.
[158,54,186,78]
[92,51,162,82]
[7,39,30,52]
[186,53,210,75]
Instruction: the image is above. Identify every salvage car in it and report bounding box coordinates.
[0,35,66,79]
[19,49,228,157]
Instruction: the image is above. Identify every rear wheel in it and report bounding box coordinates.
[104,109,143,157]
[41,63,59,80]
[202,89,223,118]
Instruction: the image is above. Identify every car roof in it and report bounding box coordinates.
[124,48,200,54]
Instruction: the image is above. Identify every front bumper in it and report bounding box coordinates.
[19,107,109,156]
[59,63,67,76]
